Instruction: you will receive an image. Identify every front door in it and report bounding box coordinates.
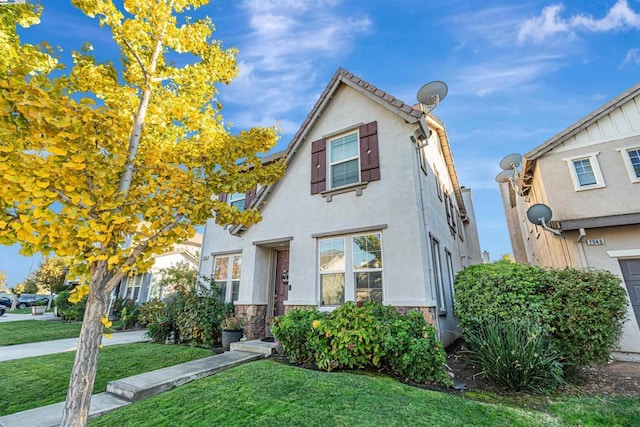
[274,249,290,317]
[620,259,640,328]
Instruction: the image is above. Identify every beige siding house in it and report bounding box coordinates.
[199,68,482,346]
[500,82,640,359]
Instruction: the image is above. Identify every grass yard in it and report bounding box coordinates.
[0,320,82,345]
[88,359,639,427]
[0,343,212,416]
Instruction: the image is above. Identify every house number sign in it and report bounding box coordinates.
[586,239,605,246]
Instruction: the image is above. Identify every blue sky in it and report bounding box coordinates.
[2,0,640,287]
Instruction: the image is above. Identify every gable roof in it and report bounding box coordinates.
[521,81,640,187]
[232,68,467,233]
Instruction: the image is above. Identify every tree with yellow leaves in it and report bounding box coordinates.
[0,1,284,425]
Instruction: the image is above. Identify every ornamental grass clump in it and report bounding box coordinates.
[462,318,564,393]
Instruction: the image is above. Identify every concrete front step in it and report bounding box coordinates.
[230,339,278,355]
[107,350,262,402]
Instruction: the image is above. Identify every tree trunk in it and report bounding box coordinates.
[60,272,111,426]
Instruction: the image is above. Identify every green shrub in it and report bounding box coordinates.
[61,291,87,321]
[312,302,389,371]
[463,318,564,393]
[545,268,628,365]
[170,283,227,347]
[455,263,629,368]
[270,307,325,364]
[138,300,167,326]
[272,302,451,386]
[118,300,140,330]
[454,261,551,332]
[145,320,174,343]
[383,311,451,385]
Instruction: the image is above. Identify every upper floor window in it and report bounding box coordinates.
[563,152,606,191]
[310,121,380,195]
[229,193,246,211]
[330,132,360,188]
[618,146,640,183]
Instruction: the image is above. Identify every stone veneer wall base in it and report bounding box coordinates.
[235,304,267,340]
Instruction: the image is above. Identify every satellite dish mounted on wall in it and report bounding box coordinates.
[495,169,516,184]
[417,81,448,114]
[527,203,562,237]
[499,153,522,170]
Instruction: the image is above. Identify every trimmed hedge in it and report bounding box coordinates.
[455,262,628,367]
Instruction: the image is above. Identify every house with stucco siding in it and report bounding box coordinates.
[499,81,640,359]
[199,68,482,347]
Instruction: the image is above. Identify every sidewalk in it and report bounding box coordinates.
[0,312,59,323]
[0,330,149,362]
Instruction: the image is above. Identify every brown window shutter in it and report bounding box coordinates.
[245,186,257,208]
[218,192,228,203]
[359,121,380,182]
[311,138,326,194]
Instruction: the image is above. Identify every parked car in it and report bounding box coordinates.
[0,296,11,308]
[16,296,50,309]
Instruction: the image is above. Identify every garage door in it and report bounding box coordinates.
[620,259,640,328]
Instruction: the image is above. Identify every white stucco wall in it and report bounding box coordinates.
[199,82,480,346]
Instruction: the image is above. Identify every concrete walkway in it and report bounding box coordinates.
[0,330,276,427]
[0,312,59,323]
[0,330,149,362]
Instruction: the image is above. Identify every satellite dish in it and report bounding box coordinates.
[495,169,516,183]
[499,153,522,170]
[417,81,448,108]
[527,203,553,226]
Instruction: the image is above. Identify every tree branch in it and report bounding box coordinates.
[117,1,174,198]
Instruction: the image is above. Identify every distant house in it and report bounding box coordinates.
[500,82,640,359]
[199,68,482,346]
[112,233,202,304]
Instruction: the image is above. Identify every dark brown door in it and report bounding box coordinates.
[274,249,290,316]
[620,259,640,328]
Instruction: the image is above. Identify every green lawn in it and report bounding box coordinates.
[0,320,83,346]
[88,360,639,427]
[0,343,212,416]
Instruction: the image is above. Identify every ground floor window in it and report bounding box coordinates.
[213,254,242,302]
[319,233,383,306]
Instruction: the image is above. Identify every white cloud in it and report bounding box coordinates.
[221,0,371,133]
[452,53,565,97]
[518,0,640,44]
[619,48,640,68]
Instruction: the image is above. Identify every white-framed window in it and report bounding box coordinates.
[213,254,242,302]
[318,232,384,306]
[419,146,428,175]
[445,249,455,303]
[319,238,346,306]
[329,131,360,188]
[617,145,640,183]
[229,193,246,211]
[125,274,144,302]
[563,152,606,191]
[353,234,383,303]
[434,165,443,201]
[430,236,447,315]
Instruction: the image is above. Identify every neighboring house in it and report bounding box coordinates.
[113,233,202,304]
[499,81,640,359]
[199,68,482,346]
